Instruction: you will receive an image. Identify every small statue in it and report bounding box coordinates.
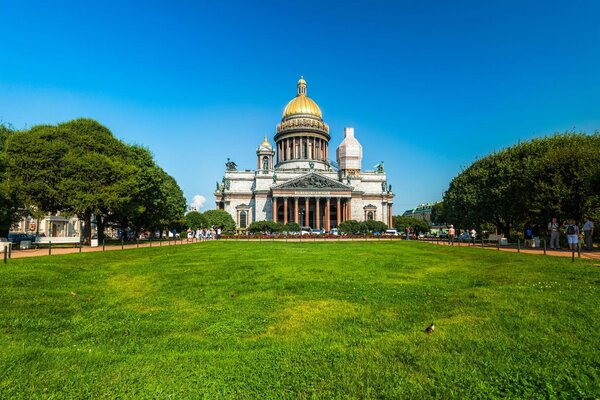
[225,158,237,171]
[375,161,385,173]
[388,184,392,192]
[309,161,314,170]
[272,173,278,183]
[216,181,220,190]
[222,177,230,190]
[347,175,352,184]
[381,181,387,191]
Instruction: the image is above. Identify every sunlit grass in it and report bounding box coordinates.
[0,241,598,399]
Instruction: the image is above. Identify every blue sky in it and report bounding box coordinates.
[1,0,599,212]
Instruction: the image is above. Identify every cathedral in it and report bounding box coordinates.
[215,77,395,230]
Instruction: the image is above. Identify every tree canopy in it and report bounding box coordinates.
[2,118,186,241]
[203,209,236,231]
[442,131,600,237]
[391,216,430,234]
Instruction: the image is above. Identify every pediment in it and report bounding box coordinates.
[273,173,352,191]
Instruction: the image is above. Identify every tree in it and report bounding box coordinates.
[338,220,366,234]
[0,124,22,237]
[430,202,446,225]
[443,131,600,237]
[57,119,138,244]
[364,220,388,233]
[284,222,300,232]
[5,124,69,217]
[203,210,236,231]
[392,216,430,234]
[185,211,208,229]
[247,220,283,233]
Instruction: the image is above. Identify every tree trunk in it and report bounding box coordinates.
[83,209,92,245]
[97,215,105,243]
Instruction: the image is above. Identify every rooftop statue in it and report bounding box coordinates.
[225,158,237,171]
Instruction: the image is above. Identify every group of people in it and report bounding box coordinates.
[447,225,477,243]
[443,217,595,251]
[547,217,594,251]
[187,227,222,241]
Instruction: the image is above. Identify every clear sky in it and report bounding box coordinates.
[1,0,599,213]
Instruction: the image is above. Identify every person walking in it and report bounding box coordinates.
[448,225,455,244]
[548,217,560,250]
[470,228,477,245]
[523,223,534,248]
[565,219,579,251]
[582,217,594,251]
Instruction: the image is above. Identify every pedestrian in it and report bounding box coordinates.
[565,219,579,251]
[448,225,455,244]
[404,226,410,240]
[548,217,560,250]
[216,227,222,240]
[523,223,534,248]
[582,216,594,251]
[470,228,477,244]
[532,223,541,248]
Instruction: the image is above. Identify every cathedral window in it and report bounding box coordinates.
[240,211,247,229]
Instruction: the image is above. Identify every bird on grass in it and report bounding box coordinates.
[424,322,435,334]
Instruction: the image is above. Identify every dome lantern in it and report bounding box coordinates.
[297,76,307,96]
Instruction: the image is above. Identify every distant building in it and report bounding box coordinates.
[13,213,82,237]
[214,77,395,230]
[402,202,440,224]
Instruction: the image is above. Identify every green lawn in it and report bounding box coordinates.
[1,242,599,399]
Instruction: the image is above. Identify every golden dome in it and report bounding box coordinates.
[259,135,272,148]
[282,77,322,119]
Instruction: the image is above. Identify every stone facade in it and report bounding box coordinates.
[215,78,395,230]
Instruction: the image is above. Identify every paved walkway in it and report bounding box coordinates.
[3,237,598,262]
[416,239,600,261]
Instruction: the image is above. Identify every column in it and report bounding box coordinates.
[305,197,309,227]
[346,198,352,220]
[294,198,299,224]
[325,197,331,232]
[336,198,341,226]
[283,197,288,224]
[272,197,278,223]
[315,198,320,229]
[388,204,393,228]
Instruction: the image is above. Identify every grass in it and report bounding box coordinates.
[0,241,599,399]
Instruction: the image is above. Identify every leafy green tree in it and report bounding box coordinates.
[154,172,186,234]
[5,124,69,216]
[185,211,208,229]
[284,222,300,232]
[203,209,236,231]
[364,220,388,233]
[0,124,22,237]
[338,220,366,234]
[57,119,138,244]
[392,216,430,234]
[443,131,600,237]
[247,220,283,233]
[430,202,446,225]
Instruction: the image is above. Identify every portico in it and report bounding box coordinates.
[271,195,351,229]
[270,172,353,229]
